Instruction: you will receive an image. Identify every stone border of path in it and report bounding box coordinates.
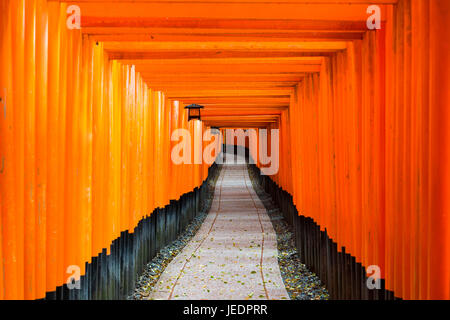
[248,165,329,300]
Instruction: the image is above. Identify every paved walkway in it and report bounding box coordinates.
[149,161,289,300]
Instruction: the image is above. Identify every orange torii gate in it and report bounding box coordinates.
[0,0,449,300]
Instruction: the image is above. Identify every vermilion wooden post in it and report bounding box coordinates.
[45,0,60,297]
[11,0,26,300]
[120,64,130,236]
[78,35,90,279]
[142,80,149,215]
[35,0,48,300]
[1,0,19,301]
[429,0,450,300]
[56,2,67,291]
[148,89,155,214]
[170,101,180,200]
[64,25,75,296]
[24,0,37,300]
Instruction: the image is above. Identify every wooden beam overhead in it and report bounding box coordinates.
[103,41,347,52]
[147,82,299,89]
[85,27,363,35]
[203,123,273,128]
[177,97,290,104]
[143,73,305,83]
[83,18,370,33]
[202,110,283,116]
[204,118,278,122]
[203,115,279,119]
[121,57,323,65]
[61,3,388,21]
[109,51,330,60]
[133,57,321,74]
[137,64,320,74]
[90,32,364,42]
[198,104,288,109]
[58,0,397,3]
[165,88,293,97]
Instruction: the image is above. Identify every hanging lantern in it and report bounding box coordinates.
[185,103,204,121]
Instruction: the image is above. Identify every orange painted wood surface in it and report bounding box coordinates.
[0,0,449,300]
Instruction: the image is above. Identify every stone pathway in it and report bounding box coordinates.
[148,161,290,300]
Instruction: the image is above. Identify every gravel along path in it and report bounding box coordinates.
[248,166,329,300]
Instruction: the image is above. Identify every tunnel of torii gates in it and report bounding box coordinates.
[0,0,449,301]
